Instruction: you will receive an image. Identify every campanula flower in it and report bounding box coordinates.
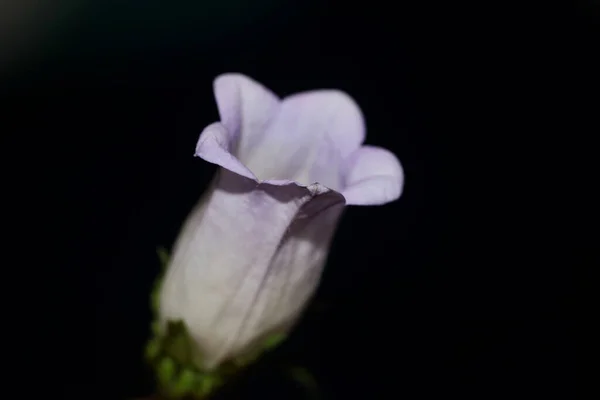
[158,73,404,370]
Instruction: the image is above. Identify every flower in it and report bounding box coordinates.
[158,73,404,370]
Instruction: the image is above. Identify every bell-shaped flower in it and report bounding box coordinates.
[158,73,404,370]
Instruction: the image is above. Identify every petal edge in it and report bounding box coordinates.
[195,122,257,181]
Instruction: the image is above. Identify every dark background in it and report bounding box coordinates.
[2,1,584,399]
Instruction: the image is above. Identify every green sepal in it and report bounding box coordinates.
[147,319,289,399]
[157,246,170,271]
[151,247,170,314]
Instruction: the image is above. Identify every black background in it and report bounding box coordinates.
[2,1,584,399]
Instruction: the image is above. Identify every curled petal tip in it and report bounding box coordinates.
[342,145,404,206]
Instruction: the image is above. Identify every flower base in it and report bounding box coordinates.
[146,248,286,399]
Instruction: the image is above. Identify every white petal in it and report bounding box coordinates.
[213,73,280,163]
[159,169,344,368]
[342,145,405,205]
[241,90,366,191]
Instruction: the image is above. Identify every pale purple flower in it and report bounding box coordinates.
[159,73,404,369]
